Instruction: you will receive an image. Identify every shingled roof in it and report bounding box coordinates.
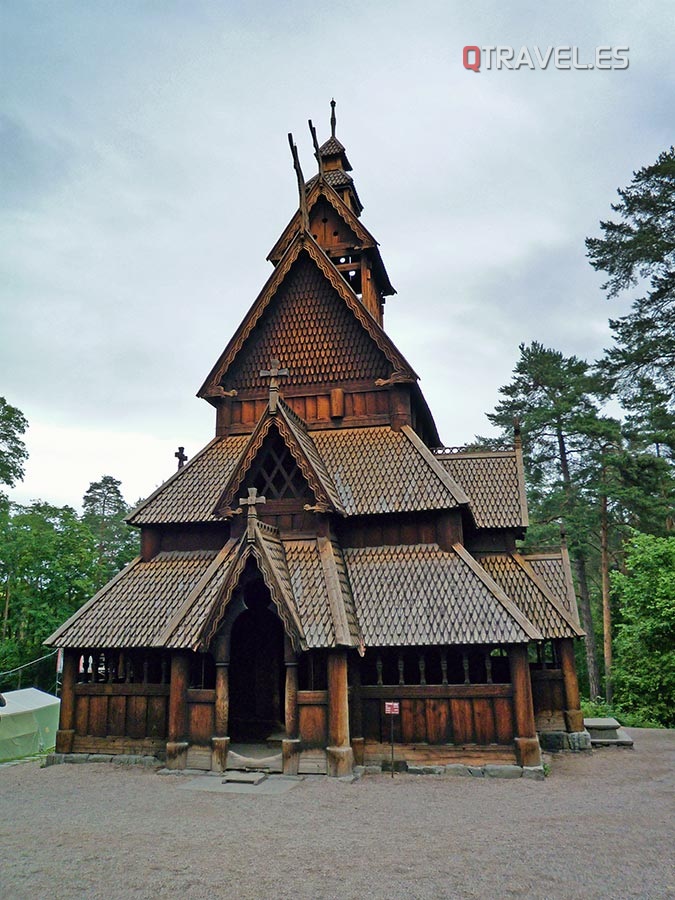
[47,551,219,648]
[524,550,580,623]
[199,234,415,399]
[343,543,541,647]
[213,399,345,516]
[312,425,468,516]
[436,450,528,529]
[127,435,249,525]
[476,553,583,640]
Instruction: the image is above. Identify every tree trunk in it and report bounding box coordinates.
[600,480,612,704]
[557,425,601,698]
[2,579,9,640]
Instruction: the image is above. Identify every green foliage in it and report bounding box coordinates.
[82,475,139,587]
[0,478,139,692]
[580,696,660,729]
[586,147,675,399]
[610,533,675,727]
[0,397,29,488]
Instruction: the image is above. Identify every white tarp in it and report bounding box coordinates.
[0,688,61,761]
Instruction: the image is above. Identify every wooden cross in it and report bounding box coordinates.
[239,486,266,541]
[259,359,289,413]
[175,446,188,470]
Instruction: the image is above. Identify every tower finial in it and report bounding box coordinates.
[330,98,336,138]
[287,132,309,230]
[308,119,324,178]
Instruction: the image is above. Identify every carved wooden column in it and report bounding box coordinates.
[211,634,230,772]
[349,654,364,766]
[559,638,584,733]
[282,637,301,775]
[508,644,542,767]
[166,650,190,769]
[327,649,353,776]
[55,649,77,753]
[284,636,299,739]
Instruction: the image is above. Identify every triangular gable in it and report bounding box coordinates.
[268,180,377,263]
[512,553,583,636]
[161,525,306,653]
[212,400,345,516]
[198,233,416,399]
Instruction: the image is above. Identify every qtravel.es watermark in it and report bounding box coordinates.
[462,45,629,72]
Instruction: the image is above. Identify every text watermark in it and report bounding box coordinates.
[462,46,629,72]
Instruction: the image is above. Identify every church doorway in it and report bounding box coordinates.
[228,576,286,742]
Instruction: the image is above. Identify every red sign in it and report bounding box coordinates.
[384,701,400,715]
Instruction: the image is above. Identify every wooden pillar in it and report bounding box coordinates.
[559,638,584,733]
[166,650,190,768]
[326,649,353,776]
[284,637,299,739]
[214,664,229,736]
[55,649,77,753]
[509,644,541,767]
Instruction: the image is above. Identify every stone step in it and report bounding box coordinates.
[584,717,634,748]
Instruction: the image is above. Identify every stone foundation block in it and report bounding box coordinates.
[522,766,546,781]
[444,764,471,777]
[484,764,523,779]
[568,730,592,751]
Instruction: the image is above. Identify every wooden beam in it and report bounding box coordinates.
[508,644,542,767]
[55,649,77,753]
[559,638,585,732]
[168,651,190,742]
[285,636,299,739]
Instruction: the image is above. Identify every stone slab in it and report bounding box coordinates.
[584,717,621,730]
[223,771,267,785]
[177,774,302,796]
[484,765,523,779]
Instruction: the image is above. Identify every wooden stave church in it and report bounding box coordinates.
[47,106,587,776]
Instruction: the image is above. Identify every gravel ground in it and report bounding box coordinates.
[1,729,673,900]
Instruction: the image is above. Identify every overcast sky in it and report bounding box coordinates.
[1,2,673,510]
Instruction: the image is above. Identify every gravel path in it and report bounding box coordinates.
[1,729,673,899]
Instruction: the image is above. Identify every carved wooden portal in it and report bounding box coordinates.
[227,576,285,741]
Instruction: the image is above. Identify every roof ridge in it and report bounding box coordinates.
[45,556,143,645]
[512,552,584,636]
[199,233,416,399]
[453,543,543,641]
[127,436,223,524]
[401,425,469,507]
[157,538,242,647]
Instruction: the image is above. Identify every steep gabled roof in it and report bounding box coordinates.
[524,548,580,624]
[198,233,416,400]
[343,542,541,647]
[127,435,250,525]
[476,552,583,639]
[45,551,219,648]
[212,399,345,516]
[436,448,529,529]
[268,179,377,263]
[312,425,467,516]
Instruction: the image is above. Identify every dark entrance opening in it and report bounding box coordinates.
[228,575,285,742]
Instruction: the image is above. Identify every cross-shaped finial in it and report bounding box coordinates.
[259,359,289,414]
[239,486,267,541]
[175,446,188,470]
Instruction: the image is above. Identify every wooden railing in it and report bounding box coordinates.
[356,684,514,745]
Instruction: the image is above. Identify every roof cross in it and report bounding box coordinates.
[259,359,289,413]
[175,446,188,470]
[239,487,266,541]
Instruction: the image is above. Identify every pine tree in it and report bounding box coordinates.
[81,476,138,586]
[586,147,675,399]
